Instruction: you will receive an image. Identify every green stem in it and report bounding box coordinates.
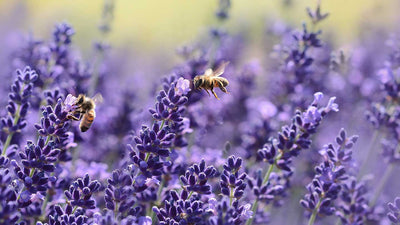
[1,132,14,155]
[132,153,151,186]
[145,152,150,161]
[41,194,49,215]
[187,191,194,199]
[358,130,379,178]
[156,179,165,199]
[159,120,166,130]
[150,209,156,224]
[245,200,258,225]
[370,163,394,206]
[2,87,24,156]
[150,178,166,224]
[308,198,322,225]
[246,163,275,225]
[17,189,24,201]
[29,168,35,177]
[262,163,275,185]
[45,136,51,145]
[17,168,36,200]
[114,202,119,219]
[72,206,78,214]
[229,187,234,206]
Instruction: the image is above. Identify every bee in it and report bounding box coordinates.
[68,94,103,132]
[193,61,229,100]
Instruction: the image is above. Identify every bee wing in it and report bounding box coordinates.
[204,68,214,76]
[213,61,229,77]
[91,93,104,105]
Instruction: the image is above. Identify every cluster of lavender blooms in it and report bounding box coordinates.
[2,0,400,224]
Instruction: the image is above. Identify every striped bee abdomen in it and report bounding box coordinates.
[79,109,96,132]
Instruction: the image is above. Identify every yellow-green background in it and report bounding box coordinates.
[0,0,398,56]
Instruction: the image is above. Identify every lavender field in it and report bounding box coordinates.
[1,0,400,224]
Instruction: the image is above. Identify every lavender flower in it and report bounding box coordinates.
[64,174,100,210]
[53,22,75,45]
[247,92,338,225]
[1,67,37,156]
[388,197,400,224]
[306,2,329,25]
[33,96,77,161]
[175,77,191,96]
[336,178,370,225]
[18,138,60,172]
[1,1,398,224]
[152,189,206,225]
[104,169,139,216]
[149,77,188,122]
[180,159,217,195]
[300,129,358,224]
[13,23,74,86]
[208,156,252,225]
[208,199,253,225]
[128,144,165,181]
[0,163,19,224]
[257,92,339,172]
[133,123,174,157]
[39,204,88,225]
[247,170,286,207]
[220,156,247,200]
[215,0,231,20]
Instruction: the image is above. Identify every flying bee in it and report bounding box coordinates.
[68,93,103,132]
[193,61,229,100]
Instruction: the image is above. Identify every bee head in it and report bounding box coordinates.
[76,94,85,105]
[193,77,203,90]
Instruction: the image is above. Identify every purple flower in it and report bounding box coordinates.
[312,92,324,104]
[325,96,339,113]
[258,92,339,171]
[180,159,217,195]
[1,67,37,156]
[215,0,231,20]
[377,68,393,84]
[300,129,358,222]
[46,204,88,225]
[53,22,75,45]
[240,204,253,220]
[388,197,400,223]
[138,216,152,225]
[149,76,188,122]
[175,77,191,96]
[220,156,247,199]
[181,117,193,134]
[336,178,370,224]
[302,106,321,124]
[133,123,174,157]
[152,189,206,224]
[104,169,142,220]
[306,2,329,25]
[64,174,100,209]
[63,94,78,112]
[0,166,19,223]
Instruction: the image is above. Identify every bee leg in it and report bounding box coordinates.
[204,89,211,97]
[67,115,81,121]
[211,88,220,100]
[67,110,83,121]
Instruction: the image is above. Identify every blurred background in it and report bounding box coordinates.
[1,1,400,224]
[1,0,399,62]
